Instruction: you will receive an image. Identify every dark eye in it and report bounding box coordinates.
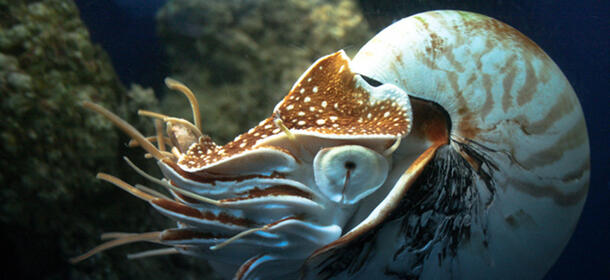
[344,161,356,170]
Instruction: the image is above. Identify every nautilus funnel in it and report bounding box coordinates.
[76,10,589,280]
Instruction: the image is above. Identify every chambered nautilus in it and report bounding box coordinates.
[74,10,590,279]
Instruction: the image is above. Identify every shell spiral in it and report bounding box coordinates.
[77,10,590,280]
[306,10,590,279]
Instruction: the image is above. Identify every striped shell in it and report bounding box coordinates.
[306,10,590,279]
[76,10,589,280]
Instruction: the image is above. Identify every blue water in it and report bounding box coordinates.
[75,0,609,278]
[74,0,167,93]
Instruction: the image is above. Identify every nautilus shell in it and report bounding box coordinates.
[76,10,589,280]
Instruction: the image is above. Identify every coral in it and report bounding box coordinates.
[156,0,372,143]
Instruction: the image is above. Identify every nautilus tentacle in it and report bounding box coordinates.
[75,10,588,280]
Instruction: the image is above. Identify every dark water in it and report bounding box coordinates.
[75,0,609,278]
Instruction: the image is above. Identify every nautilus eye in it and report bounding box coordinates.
[313,145,389,204]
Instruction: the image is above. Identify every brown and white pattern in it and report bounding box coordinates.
[75,10,589,280]
[305,10,589,279]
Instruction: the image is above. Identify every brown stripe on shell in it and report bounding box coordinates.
[510,176,589,206]
[501,54,518,112]
[475,38,495,70]
[456,11,546,59]
[410,29,486,141]
[480,74,494,118]
[413,16,430,33]
[561,159,590,183]
[395,53,403,64]
[447,70,481,140]
[523,86,576,135]
[522,118,588,168]
[413,15,430,33]
[415,47,441,71]
[413,37,496,140]
[516,60,538,106]
[425,32,445,59]
[444,47,465,73]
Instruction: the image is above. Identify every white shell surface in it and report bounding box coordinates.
[305,10,589,279]
[352,10,589,180]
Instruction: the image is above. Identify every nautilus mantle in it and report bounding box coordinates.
[75,10,589,280]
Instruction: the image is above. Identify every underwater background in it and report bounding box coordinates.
[1,0,607,279]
